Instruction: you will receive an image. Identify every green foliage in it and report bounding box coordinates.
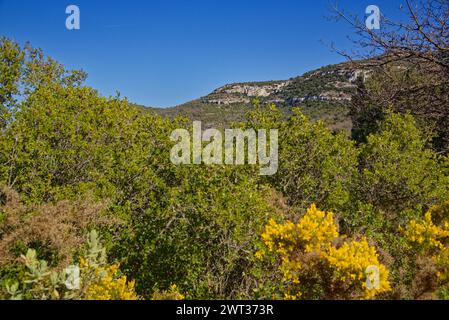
[357,112,448,222]
[1,230,137,300]
[117,163,274,299]
[1,38,449,300]
[0,38,86,130]
[0,38,24,130]
[5,248,64,300]
[341,112,449,299]
[248,105,358,213]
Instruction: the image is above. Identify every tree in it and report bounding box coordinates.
[333,0,449,150]
[248,105,359,213]
[0,38,24,130]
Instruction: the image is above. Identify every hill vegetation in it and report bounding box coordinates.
[153,61,358,132]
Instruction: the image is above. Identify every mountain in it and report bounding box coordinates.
[151,61,368,132]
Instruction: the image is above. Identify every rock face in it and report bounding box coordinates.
[199,64,365,106]
[205,97,251,105]
[220,81,290,97]
[153,60,368,130]
[202,81,290,105]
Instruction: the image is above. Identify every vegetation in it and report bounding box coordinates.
[334,0,449,150]
[254,204,391,300]
[154,63,355,131]
[0,0,448,300]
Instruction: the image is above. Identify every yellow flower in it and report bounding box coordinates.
[403,201,449,281]
[322,239,391,299]
[151,284,185,300]
[85,264,138,300]
[257,204,391,300]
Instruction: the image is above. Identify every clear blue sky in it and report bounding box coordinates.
[0,0,404,107]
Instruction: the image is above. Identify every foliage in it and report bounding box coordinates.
[403,201,449,290]
[337,111,449,299]
[117,164,274,299]
[248,105,359,213]
[1,37,449,300]
[255,204,391,300]
[356,112,448,219]
[1,230,138,300]
[151,284,185,300]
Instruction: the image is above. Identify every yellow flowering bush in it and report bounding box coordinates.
[403,211,449,251]
[260,204,338,255]
[403,201,449,283]
[84,263,138,300]
[434,247,449,282]
[257,204,391,299]
[322,239,391,299]
[151,284,185,300]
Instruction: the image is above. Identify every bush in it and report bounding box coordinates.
[403,200,449,298]
[254,204,391,300]
[116,164,276,299]
[0,186,117,268]
[1,230,138,300]
[357,112,449,219]
[248,105,359,213]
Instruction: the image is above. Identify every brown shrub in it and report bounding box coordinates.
[0,186,120,268]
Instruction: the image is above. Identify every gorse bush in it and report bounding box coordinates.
[151,284,185,300]
[254,204,391,300]
[1,38,449,299]
[402,201,449,298]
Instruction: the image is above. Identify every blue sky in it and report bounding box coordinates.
[0,0,405,107]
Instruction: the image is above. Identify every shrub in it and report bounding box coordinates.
[357,112,449,219]
[117,164,276,299]
[247,105,359,213]
[0,186,117,268]
[151,284,185,300]
[254,204,391,300]
[1,230,138,300]
[403,201,449,298]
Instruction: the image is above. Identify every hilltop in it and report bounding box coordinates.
[150,61,369,132]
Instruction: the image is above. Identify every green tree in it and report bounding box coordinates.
[357,112,449,222]
[0,38,24,130]
[249,105,359,213]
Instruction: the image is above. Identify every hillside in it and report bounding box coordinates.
[152,61,368,132]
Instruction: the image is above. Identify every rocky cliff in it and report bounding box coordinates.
[153,61,367,131]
